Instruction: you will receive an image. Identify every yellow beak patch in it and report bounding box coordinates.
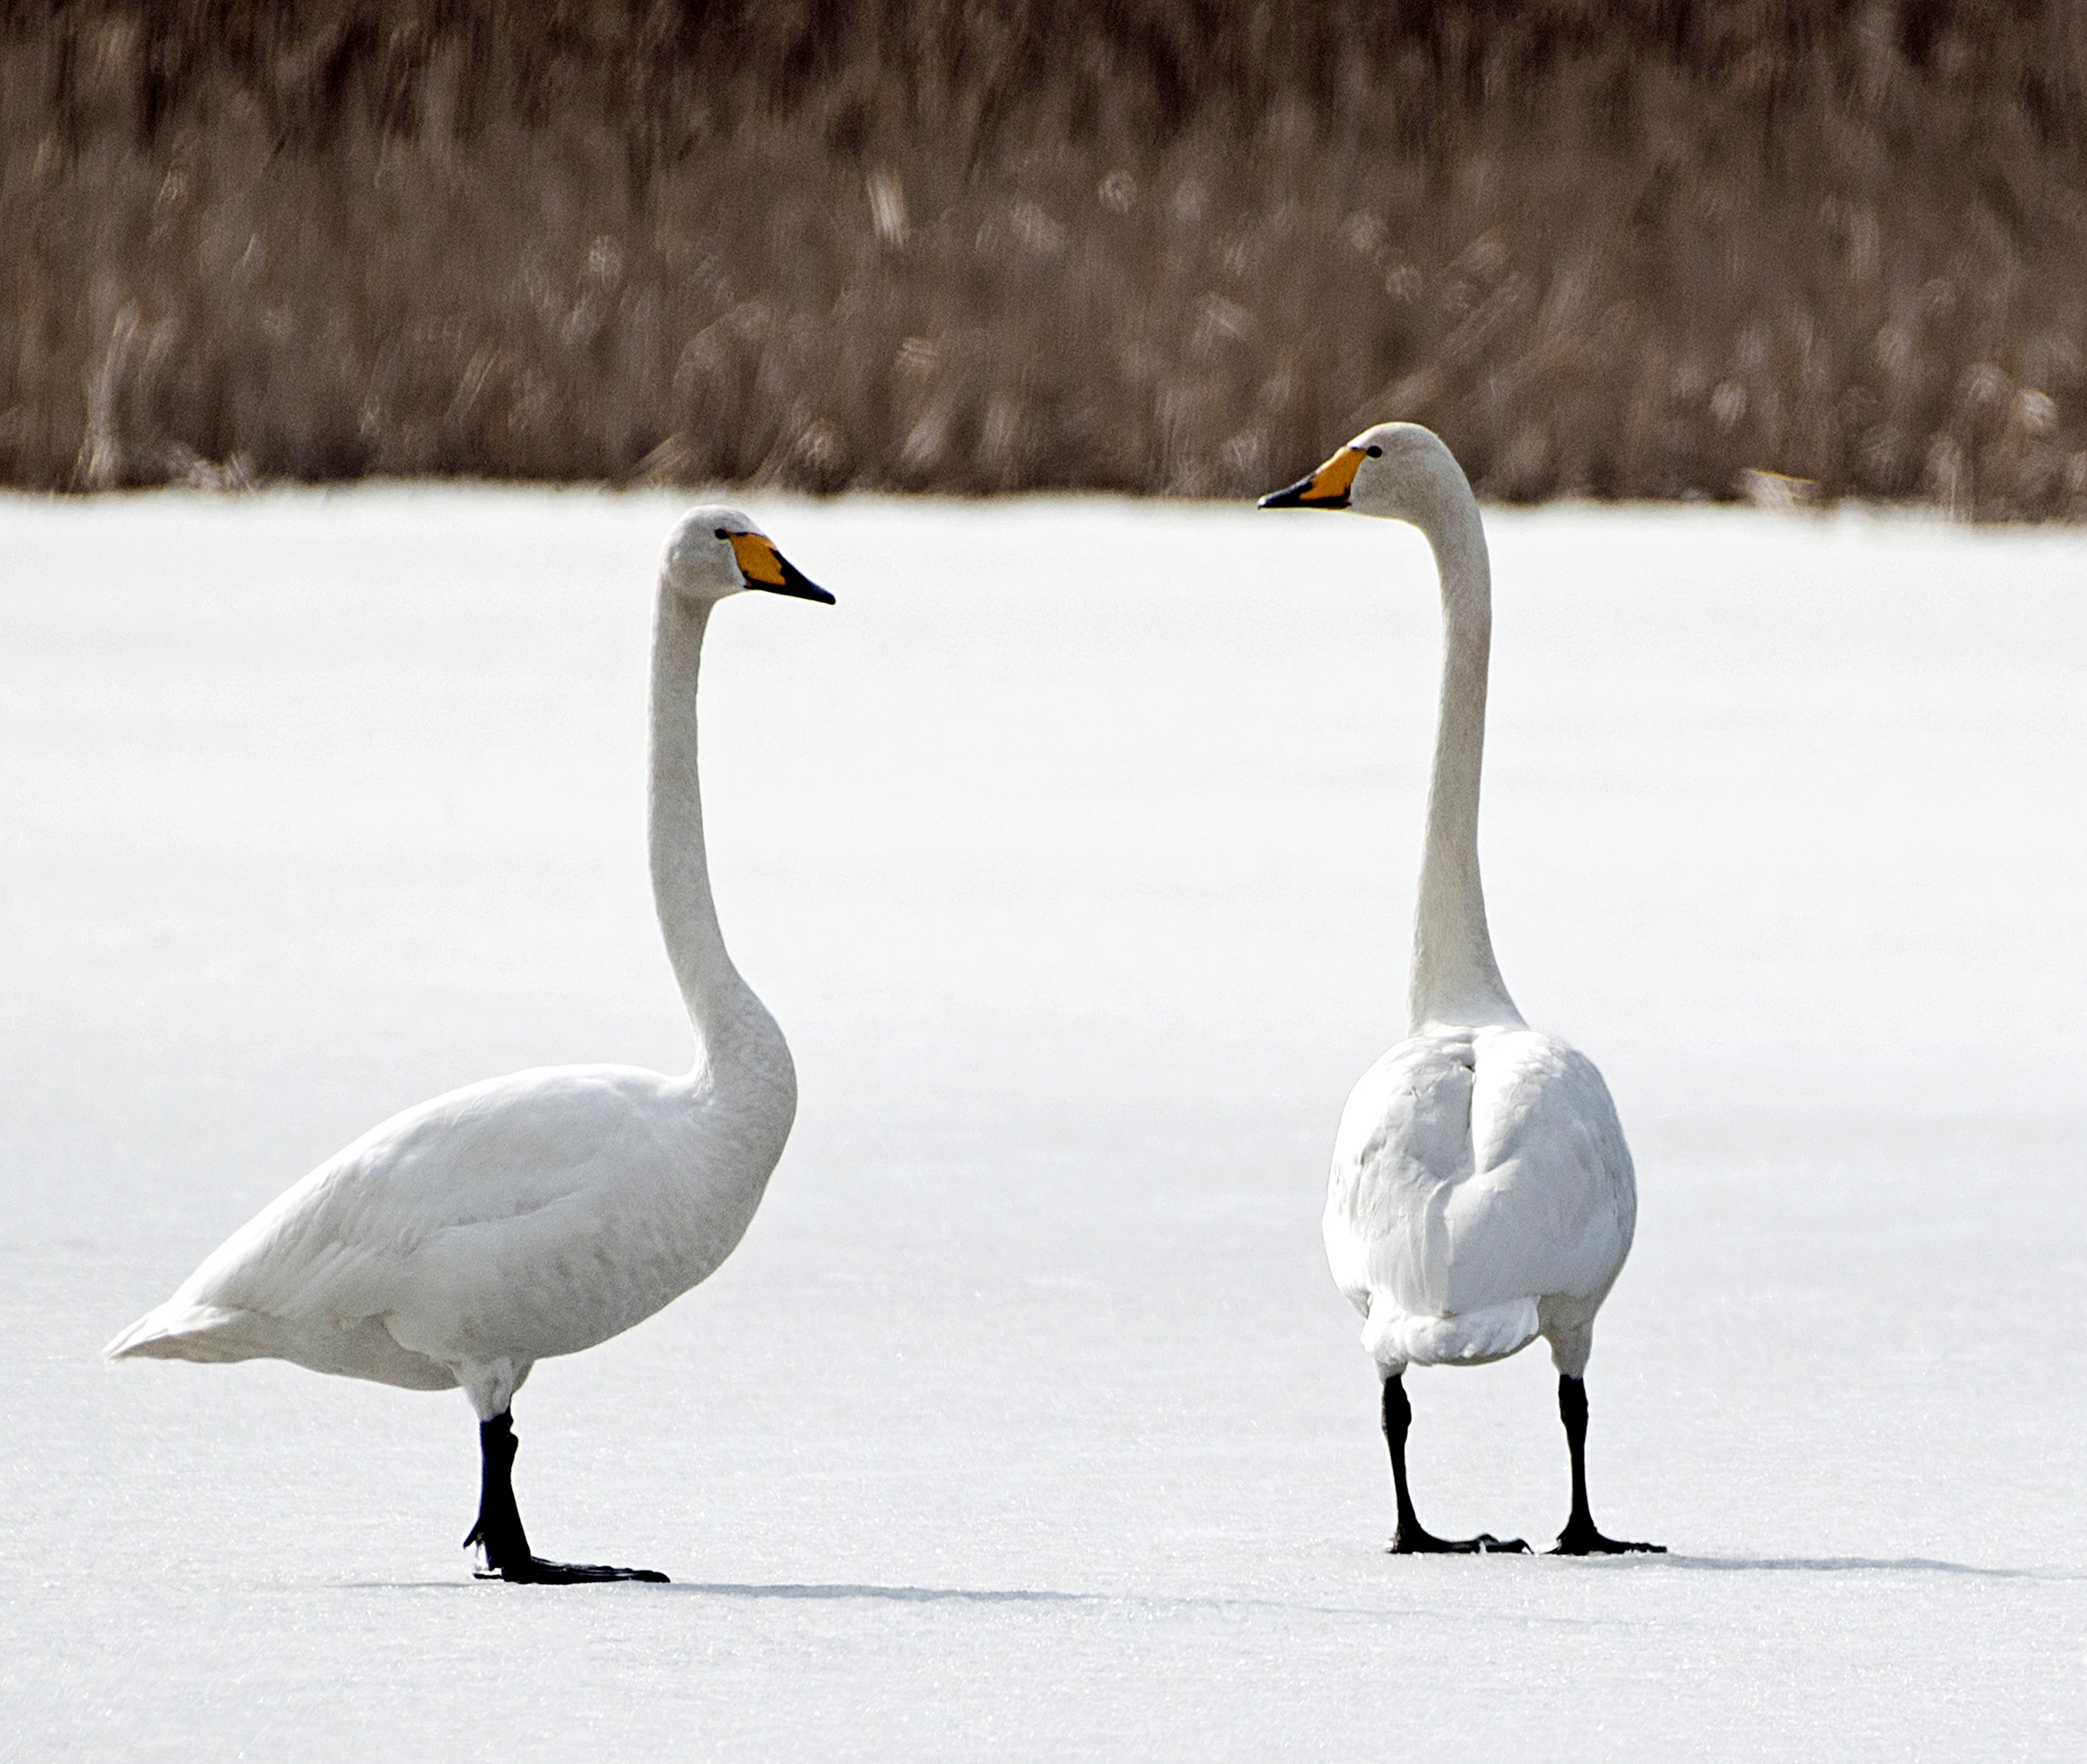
[1302,447,1366,505]
[726,531,790,588]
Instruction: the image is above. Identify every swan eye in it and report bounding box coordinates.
[1366,445,1383,457]
[714,527,728,539]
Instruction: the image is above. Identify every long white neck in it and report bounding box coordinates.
[648,588,772,1062]
[1406,486,1523,1035]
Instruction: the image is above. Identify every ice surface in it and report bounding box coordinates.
[2,488,2083,1759]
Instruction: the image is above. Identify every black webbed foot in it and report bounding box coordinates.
[1548,1376,1662,1557]
[1390,1527,1531,1555]
[464,1410,670,1585]
[1378,1377,1532,1557]
[1548,1520,1664,1557]
[477,1556,671,1584]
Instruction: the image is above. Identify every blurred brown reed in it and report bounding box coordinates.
[5,2,2085,515]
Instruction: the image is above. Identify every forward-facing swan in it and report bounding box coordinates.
[106,509,832,1582]
[1262,426,1660,1555]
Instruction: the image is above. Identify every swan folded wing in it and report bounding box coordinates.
[1326,1029,1634,1327]
[387,1130,724,1367]
[1441,1031,1635,1312]
[143,1066,684,1354]
[1325,1038,1480,1317]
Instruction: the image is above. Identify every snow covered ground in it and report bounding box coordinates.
[2,487,2083,1760]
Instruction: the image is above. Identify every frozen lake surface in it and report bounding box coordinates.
[3,488,2084,1759]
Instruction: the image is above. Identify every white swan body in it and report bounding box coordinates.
[1263,426,1655,1553]
[1328,1024,1634,1377]
[105,1057,791,1412]
[107,508,833,1578]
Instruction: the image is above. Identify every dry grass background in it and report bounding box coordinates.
[5,1,2085,513]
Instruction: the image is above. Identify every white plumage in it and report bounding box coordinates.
[105,1061,790,1413]
[1327,1026,1634,1377]
[106,507,833,1581]
[1262,425,1659,1555]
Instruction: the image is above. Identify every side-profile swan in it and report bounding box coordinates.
[105,508,833,1582]
[1262,426,1660,1555]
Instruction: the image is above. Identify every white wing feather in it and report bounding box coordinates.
[106,1062,788,1389]
[1325,1026,1634,1371]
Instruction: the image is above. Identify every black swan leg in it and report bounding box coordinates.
[1548,1375,1664,1555]
[1380,1376,1529,1555]
[463,1411,669,1584]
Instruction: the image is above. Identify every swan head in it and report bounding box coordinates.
[661,506,834,606]
[1257,422,1470,526]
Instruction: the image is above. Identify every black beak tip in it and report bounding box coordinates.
[768,557,838,604]
[1259,475,1333,510]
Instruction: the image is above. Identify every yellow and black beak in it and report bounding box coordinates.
[725,531,836,603]
[1258,445,1366,511]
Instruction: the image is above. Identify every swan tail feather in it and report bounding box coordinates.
[104,1303,280,1364]
[1362,1297,1540,1372]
